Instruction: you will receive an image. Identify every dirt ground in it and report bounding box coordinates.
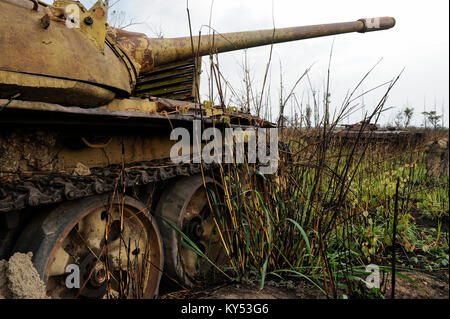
[161,272,448,300]
[0,252,447,299]
[383,272,449,299]
[0,252,48,299]
[161,280,327,299]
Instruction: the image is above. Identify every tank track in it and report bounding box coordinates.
[0,160,217,213]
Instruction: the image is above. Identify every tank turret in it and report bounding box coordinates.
[0,0,395,107]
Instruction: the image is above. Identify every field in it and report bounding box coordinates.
[155,48,449,298]
[160,128,449,299]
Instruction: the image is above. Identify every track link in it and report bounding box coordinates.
[0,160,216,213]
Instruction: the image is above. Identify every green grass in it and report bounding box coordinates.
[161,129,448,299]
[197,131,449,298]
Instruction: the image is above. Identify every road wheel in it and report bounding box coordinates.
[155,175,226,287]
[14,194,164,299]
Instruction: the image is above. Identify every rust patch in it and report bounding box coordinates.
[40,13,50,29]
[0,130,64,182]
[94,7,104,19]
[142,48,154,72]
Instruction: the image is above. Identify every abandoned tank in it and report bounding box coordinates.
[0,0,396,298]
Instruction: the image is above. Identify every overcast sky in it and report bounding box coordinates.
[83,0,449,127]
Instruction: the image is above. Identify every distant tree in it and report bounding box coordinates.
[294,112,299,128]
[394,110,404,129]
[305,105,312,129]
[107,0,163,37]
[422,111,442,129]
[403,107,414,129]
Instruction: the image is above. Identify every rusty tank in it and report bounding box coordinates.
[0,0,396,298]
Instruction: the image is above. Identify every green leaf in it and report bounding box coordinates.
[286,218,312,257]
[159,215,232,280]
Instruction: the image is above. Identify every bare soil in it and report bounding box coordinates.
[198,282,326,299]
[161,272,448,300]
[161,280,326,299]
[383,272,449,299]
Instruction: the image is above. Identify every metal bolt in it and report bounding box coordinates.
[40,14,50,29]
[84,16,94,26]
[90,262,107,287]
[195,224,203,237]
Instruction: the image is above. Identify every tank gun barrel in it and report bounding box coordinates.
[113,17,395,73]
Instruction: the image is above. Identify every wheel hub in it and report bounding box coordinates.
[79,252,107,298]
[156,175,226,287]
[91,261,107,287]
[185,217,204,242]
